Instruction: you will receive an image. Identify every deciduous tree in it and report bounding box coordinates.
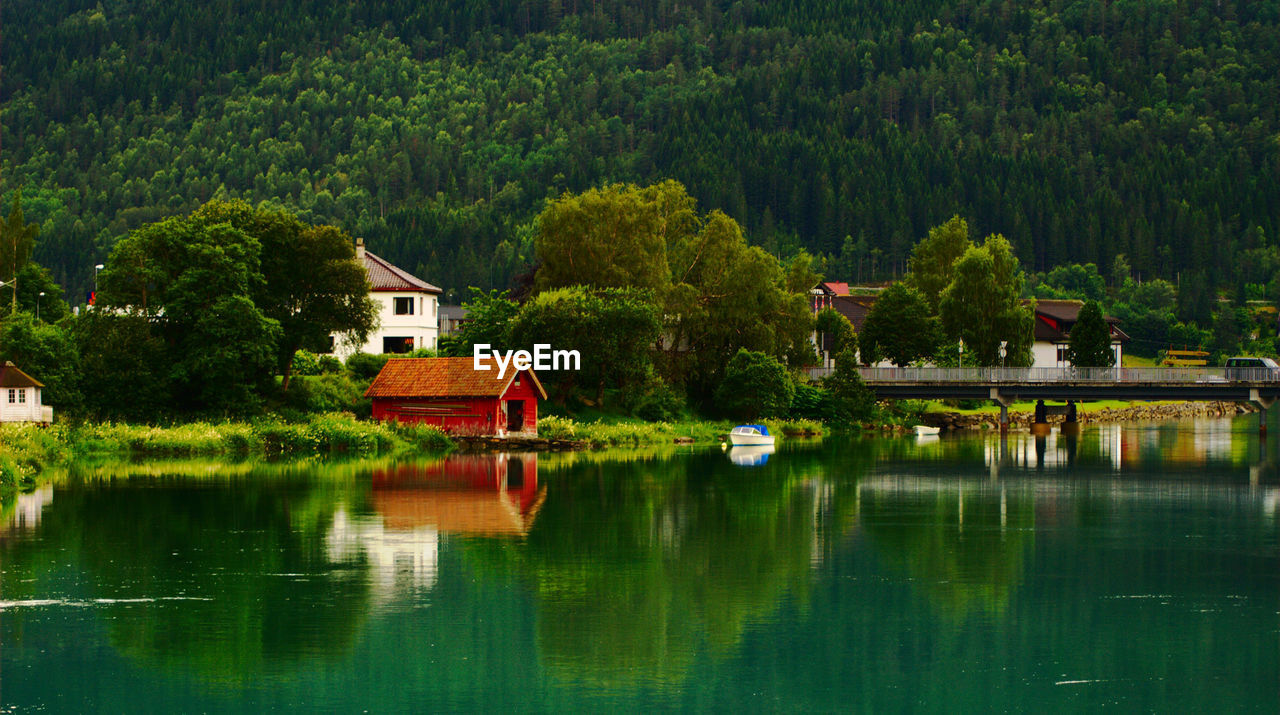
[860,283,940,367]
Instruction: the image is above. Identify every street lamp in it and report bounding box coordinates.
[93,264,105,306]
[958,338,964,368]
[37,291,45,321]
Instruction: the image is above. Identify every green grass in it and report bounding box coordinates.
[1123,354,1159,367]
[0,414,456,492]
[537,416,823,447]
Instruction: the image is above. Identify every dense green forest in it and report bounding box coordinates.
[3,0,1279,301]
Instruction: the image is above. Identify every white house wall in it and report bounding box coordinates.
[0,387,44,422]
[334,292,439,359]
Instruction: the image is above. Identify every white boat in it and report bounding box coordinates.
[728,445,775,467]
[728,424,775,446]
[914,425,941,436]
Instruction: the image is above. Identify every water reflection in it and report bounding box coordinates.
[326,453,544,600]
[727,444,774,466]
[2,420,1279,709]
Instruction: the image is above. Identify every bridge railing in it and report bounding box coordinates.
[805,366,1280,383]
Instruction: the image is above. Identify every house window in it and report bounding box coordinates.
[394,297,414,315]
[6,389,14,404]
[18,389,25,404]
[383,336,414,354]
[1056,346,1069,364]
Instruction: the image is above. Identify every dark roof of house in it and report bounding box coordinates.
[0,362,43,388]
[438,305,470,321]
[828,295,878,332]
[1033,299,1129,342]
[365,357,547,400]
[362,250,442,294]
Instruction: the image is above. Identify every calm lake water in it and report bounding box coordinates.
[3,416,1278,712]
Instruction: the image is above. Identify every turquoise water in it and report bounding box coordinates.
[2,418,1278,711]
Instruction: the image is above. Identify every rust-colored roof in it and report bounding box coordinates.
[364,357,547,399]
[363,250,442,294]
[0,362,43,388]
[372,488,547,537]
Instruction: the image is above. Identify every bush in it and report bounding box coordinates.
[631,380,687,422]
[346,352,392,380]
[318,355,344,374]
[291,349,322,376]
[283,373,369,415]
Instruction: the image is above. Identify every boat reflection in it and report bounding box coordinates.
[727,444,774,466]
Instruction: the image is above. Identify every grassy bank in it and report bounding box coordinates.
[537,415,825,447]
[0,413,455,491]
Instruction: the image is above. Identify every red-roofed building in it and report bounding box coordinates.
[331,239,444,358]
[365,357,546,436]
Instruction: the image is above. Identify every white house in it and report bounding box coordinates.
[332,239,442,358]
[0,362,53,423]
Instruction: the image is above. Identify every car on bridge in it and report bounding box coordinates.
[1225,356,1280,381]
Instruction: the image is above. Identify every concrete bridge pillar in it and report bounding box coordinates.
[990,388,1012,434]
[1250,389,1275,436]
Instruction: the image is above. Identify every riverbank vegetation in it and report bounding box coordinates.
[0,415,455,490]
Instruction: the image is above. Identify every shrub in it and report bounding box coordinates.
[346,352,392,380]
[291,349,322,376]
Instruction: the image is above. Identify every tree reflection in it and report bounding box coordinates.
[10,470,371,684]
[465,447,860,686]
[858,479,1035,617]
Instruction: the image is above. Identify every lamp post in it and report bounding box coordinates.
[93,264,104,306]
[37,291,45,321]
[958,338,964,369]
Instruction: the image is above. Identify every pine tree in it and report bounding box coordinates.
[1066,301,1115,367]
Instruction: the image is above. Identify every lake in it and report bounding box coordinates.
[2,416,1278,711]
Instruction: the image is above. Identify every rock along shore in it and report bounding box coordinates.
[922,401,1251,432]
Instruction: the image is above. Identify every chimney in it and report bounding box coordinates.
[355,237,366,261]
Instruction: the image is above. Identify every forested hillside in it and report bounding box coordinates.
[3,0,1279,299]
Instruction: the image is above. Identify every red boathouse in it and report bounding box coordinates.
[365,357,546,436]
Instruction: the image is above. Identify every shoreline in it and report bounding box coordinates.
[922,400,1250,432]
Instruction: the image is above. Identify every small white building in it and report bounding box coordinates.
[332,239,443,358]
[0,362,53,423]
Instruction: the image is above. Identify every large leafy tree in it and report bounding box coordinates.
[508,286,661,405]
[0,312,82,408]
[533,181,813,405]
[1066,301,1115,368]
[98,214,281,412]
[906,216,972,310]
[534,181,696,294]
[938,235,1034,367]
[860,283,941,367]
[189,201,377,390]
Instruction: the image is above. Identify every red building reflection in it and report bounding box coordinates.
[370,453,544,537]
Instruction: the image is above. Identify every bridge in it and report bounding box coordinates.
[808,366,1280,432]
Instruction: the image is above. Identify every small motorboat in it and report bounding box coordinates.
[914,425,941,436]
[729,424,775,446]
[728,445,775,466]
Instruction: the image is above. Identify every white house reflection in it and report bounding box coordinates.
[326,453,544,600]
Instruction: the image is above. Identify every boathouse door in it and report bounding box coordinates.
[506,400,524,432]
